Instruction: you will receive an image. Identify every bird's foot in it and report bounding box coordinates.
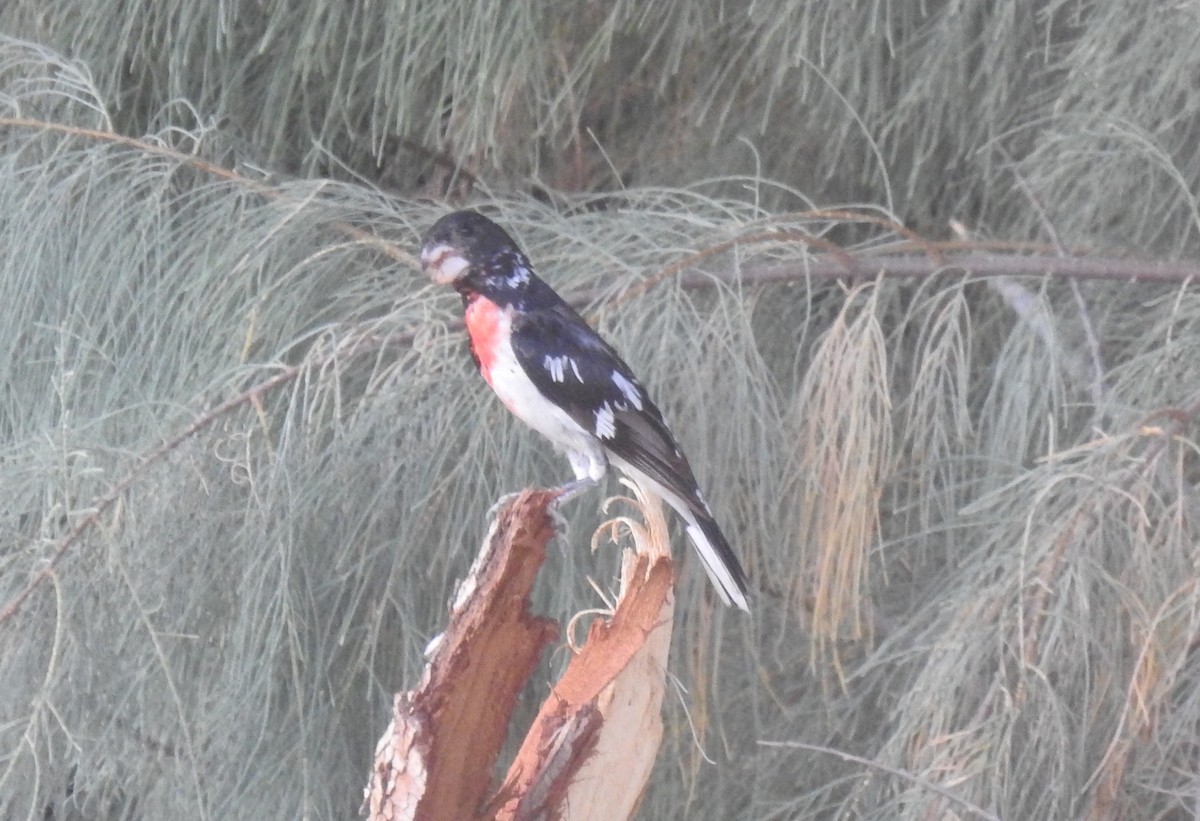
[486,478,598,536]
[551,476,598,505]
[546,503,571,536]
[544,477,599,538]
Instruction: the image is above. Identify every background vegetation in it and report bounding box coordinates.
[2,2,1200,817]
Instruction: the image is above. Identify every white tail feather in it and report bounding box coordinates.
[611,457,751,612]
[683,518,751,612]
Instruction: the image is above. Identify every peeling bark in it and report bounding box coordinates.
[364,490,560,820]
[365,489,674,821]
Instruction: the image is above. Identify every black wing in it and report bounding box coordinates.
[509,301,709,518]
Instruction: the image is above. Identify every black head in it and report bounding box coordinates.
[420,210,525,287]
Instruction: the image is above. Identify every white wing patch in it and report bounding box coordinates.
[494,251,532,286]
[595,403,617,439]
[483,305,606,481]
[507,263,531,286]
[543,354,583,383]
[611,371,643,410]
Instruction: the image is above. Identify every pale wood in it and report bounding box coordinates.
[364,490,560,820]
[365,486,675,821]
[490,484,674,821]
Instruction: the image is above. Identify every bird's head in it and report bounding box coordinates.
[420,210,532,294]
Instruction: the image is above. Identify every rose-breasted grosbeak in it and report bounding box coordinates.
[421,210,750,612]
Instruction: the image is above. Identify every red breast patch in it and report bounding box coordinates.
[464,294,505,385]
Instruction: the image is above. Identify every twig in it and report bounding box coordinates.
[567,248,1200,321]
[697,251,1200,286]
[7,117,1197,291]
[597,229,859,316]
[758,740,1002,821]
[1001,148,1108,407]
[0,366,300,624]
[1019,396,1200,693]
[0,117,415,266]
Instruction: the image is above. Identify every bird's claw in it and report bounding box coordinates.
[552,476,598,504]
[546,499,572,536]
[486,478,597,541]
[544,477,599,540]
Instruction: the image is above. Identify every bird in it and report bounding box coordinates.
[420,210,750,612]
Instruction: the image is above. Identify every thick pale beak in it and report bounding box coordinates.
[421,243,470,285]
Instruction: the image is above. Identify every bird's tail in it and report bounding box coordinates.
[614,459,751,611]
[680,509,751,612]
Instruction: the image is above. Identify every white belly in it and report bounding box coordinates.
[483,308,607,482]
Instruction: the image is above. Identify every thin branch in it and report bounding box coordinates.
[0,304,430,628]
[0,117,415,266]
[1000,148,1108,407]
[0,366,299,624]
[702,251,1200,286]
[1018,395,1200,695]
[758,740,1002,821]
[597,229,858,316]
[7,117,1196,294]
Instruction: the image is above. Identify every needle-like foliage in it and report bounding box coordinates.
[0,3,1199,817]
[7,0,1200,249]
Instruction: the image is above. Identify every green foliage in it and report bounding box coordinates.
[6,1,1200,252]
[0,2,1199,817]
